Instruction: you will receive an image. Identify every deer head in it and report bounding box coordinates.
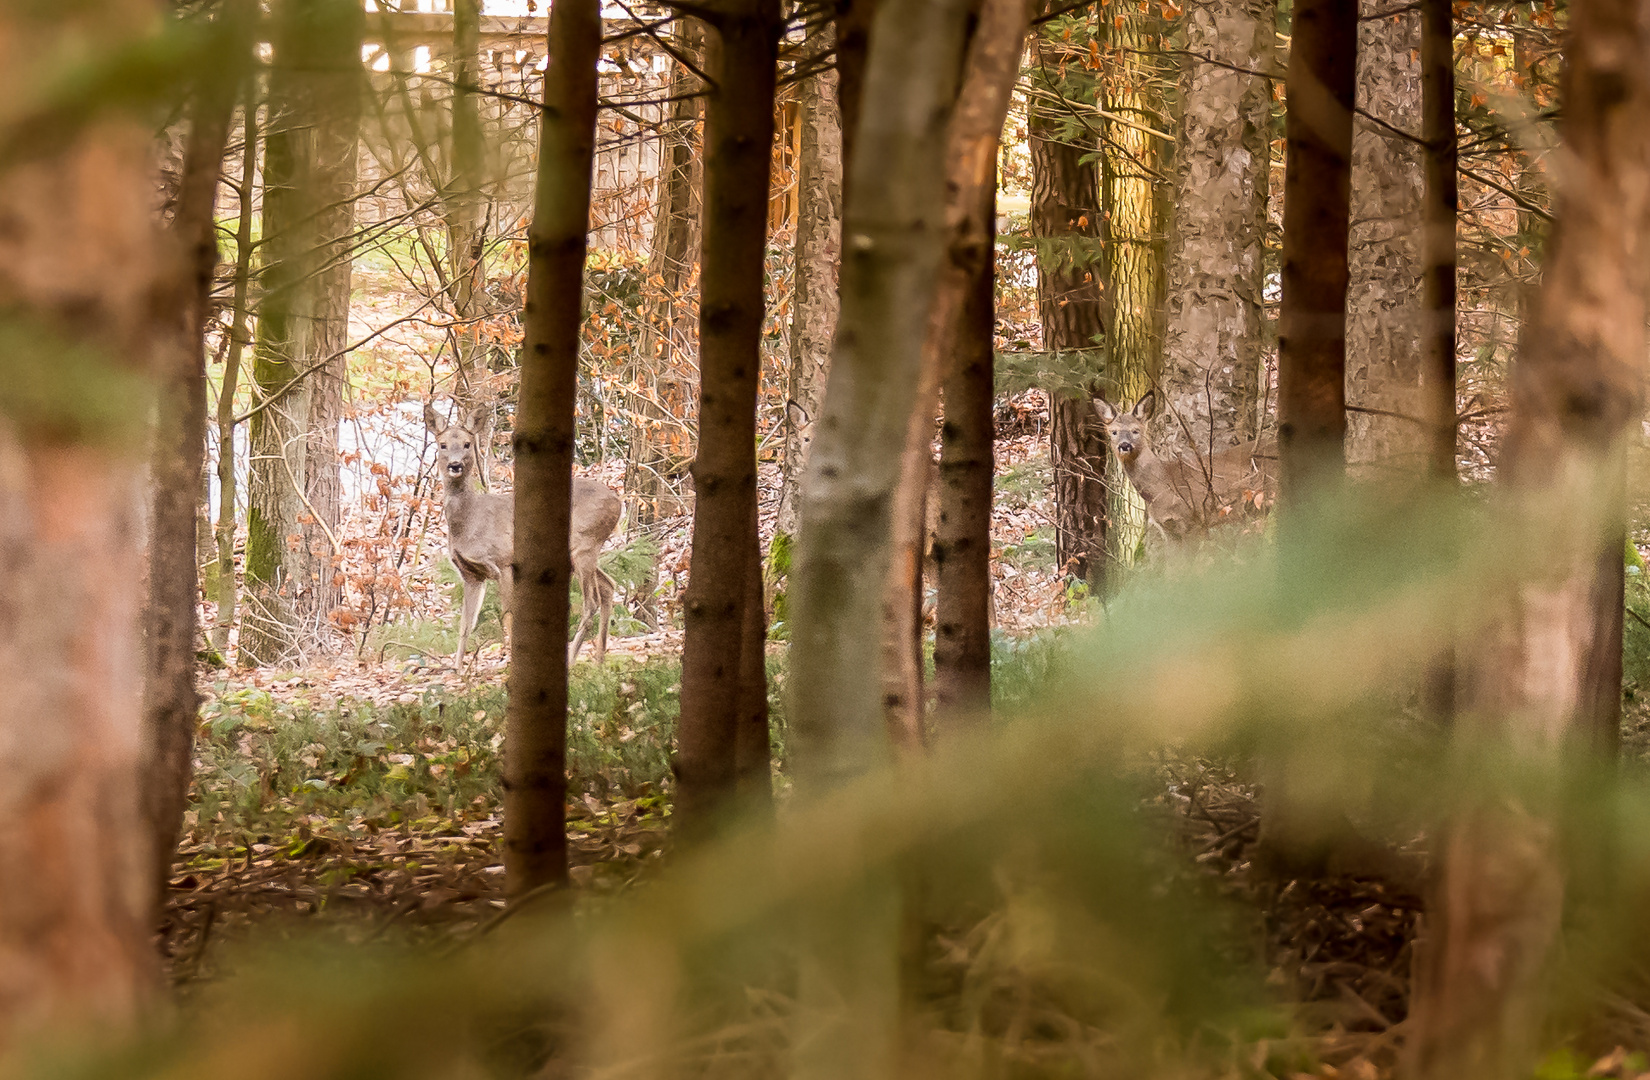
[1093,391,1156,467]
[424,403,489,485]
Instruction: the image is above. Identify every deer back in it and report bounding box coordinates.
[571,478,622,564]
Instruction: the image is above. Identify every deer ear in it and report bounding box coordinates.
[466,406,491,436]
[424,403,444,433]
[786,399,811,428]
[1093,398,1117,424]
[1133,391,1157,420]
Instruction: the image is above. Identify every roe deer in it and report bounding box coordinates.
[1093,391,1276,539]
[424,404,623,673]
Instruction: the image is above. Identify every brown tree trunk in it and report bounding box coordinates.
[1275,0,1356,504]
[447,0,488,414]
[1029,59,1108,588]
[0,9,163,1053]
[789,0,974,789]
[933,189,996,723]
[142,13,244,917]
[213,96,260,656]
[880,0,1027,747]
[834,0,879,176]
[505,0,600,898]
[242,0,361,665]
[778,22,843,538]
[675,0,781,839]
[1410,14,1650,1072]
[1159,0,1273,455]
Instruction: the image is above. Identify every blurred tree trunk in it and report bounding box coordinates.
[834,0,879,175]
[1275,0,1355,504]
[1345,0,1425,480]
[142,13,245,917]
[1260,0,1357,876]
[0,7,164,1054]
[1409,4,1650,1071]
[790,0,973,788]
[447,0,488,414]
[778,23,843,538]
[882,0,1027,747]
[1159,0,1273,455]
[626,19,703,631]
[675,0,781,838]
[213,96,260,656]
[506,0,600,898]
[1029,39,1108,589]
[243,0,362,665]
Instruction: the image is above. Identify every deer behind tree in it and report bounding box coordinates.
[424,404,622,672]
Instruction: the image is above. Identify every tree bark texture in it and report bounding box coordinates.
[778,22,843,538]
[142,23,242,916]
[675,0,781,838]
[791,0,975,789]
[1276,0,1356,503]
[243,0,363,665]
[506,0,601,898]
[880,0,1028,748]
[625,19,702,630]
[1159,0,1273,455]
[934,191,997,722]
[1408,4,1650,1073]
[0,3,163,1050]
[213,98,260,655]
[1029,64,1108,586]
[1345,0,1425,478]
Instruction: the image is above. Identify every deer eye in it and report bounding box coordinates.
[463,441,471,449]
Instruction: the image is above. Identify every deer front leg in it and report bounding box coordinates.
[497,565,513,661]
[456,572,485,676]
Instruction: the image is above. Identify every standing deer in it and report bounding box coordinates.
[1093,391,1276,540]
[424,404,623,674]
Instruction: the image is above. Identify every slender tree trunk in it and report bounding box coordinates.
[213,96,260,656]
[934,190,996,722]
[675,0,781,838]
[242,0,362,664]
[1275,0,1356,503]
[1409,2,1650,1071]
[1344,0,1425,478]
[881,0,1027,746]
[1159,0,1273,454]
[1419,0,1458,720]
[506,0,600,898]
[142,15,243,917]
[778,24,843,538]
[1029,48,1108,587]
[0,8,162,1053]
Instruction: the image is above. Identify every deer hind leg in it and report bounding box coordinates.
[569,559,597,666]
[593,566,615,664]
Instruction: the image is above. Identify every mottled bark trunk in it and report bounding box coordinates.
[1345,0,1425,478]
[881,0,1027,747]
[933,191,996,722]
[675,0,780,839]
[1159,0,1273,455]
[1275,0,1355,503]
[790,0,974,790]
[213,97,260,656]
[505,0,600,898]
[142,26,241,916]
[1409,3,1650,1071]
[243,0,361,665]
[778,23,843,538]
[0,5,163,1049]
[1030,66,1108,586]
